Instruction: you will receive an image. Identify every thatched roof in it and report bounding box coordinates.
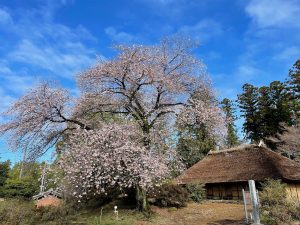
[176,144,300,184]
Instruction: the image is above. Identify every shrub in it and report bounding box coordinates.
[0,199,76,225]
[33,203,76,225]
[2,178,39,199]
[148,184,189,208]
[185,183,205,202]
[260,179,299,225]
[0,199,35,225]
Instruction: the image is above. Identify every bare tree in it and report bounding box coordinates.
[267,123,300,161]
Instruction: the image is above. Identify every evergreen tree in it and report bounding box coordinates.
[268,81,292,130]
[1,162,42,198]
[220,98,239,148]
[0,160,10,187]
[287,59,300,120]
[176,88,225,168]
[257,86,273,137]
[177,126,215,168]
[0,160,11,197]
[237,83,261,142]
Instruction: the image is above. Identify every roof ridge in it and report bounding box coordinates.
[208,144,257,154]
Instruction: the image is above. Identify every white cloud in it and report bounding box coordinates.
[179,19,223,43]
[0,3,97,79]
[139,0,176,4]
[236,65,261,82]
[0,64,12,74]
[105,27,136,43]
[9,39,95,78]
[0,2,98,112]
[245,0,300,28]
[0,88,16,110]
[273,46,300,61]
[0,8,12,25]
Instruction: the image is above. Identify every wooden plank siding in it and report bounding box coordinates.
[206,182,249,200]
[205,182,300,202]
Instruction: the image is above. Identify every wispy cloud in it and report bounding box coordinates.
[226,0,300,89]
[273,46,300,62]
[0,88,16,110]
[179,19,223,43]
[9,39,95,78]
[0,8,12,25]
[105,27,137,43]
[0,2,98,113]
[245,0,300,28]
[0,3,97,79]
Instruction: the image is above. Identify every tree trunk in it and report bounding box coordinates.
[136,186,149,212]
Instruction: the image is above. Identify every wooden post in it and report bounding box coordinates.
[242,189,249,224]
[248,180,262,225]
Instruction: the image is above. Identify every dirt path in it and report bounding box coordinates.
[143,202,245,225]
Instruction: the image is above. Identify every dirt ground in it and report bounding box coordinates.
[142,202,246,225]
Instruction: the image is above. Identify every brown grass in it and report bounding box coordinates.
[136,202,245,225]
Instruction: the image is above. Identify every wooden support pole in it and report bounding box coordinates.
[248,180,262,225]
[242,189,249,225]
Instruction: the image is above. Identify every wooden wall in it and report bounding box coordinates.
[206,182,249,200]
[205,182,300,202]
[286,183,300,202]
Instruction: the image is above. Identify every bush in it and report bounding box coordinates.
[0,199,35,225]
[185,183,205,202]
[33,203,76,225]
[0,199,76,225]
[2,178,39,199]
[148,184,189,208]
[260,179,299,225]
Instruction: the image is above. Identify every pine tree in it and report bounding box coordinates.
[176,88,224,168]
[238,62,299,148]
[177,127,215,168]
[237,83,261,142]
[287,59,300,121]
[268,81,292,130]
[0,160,10,187]
[257,86,273,137]
[220,98,239,148]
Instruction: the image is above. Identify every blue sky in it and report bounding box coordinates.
[0,0,299,163]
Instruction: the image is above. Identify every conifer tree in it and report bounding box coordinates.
[177,126,215,168]
[237,83,261,142]
[268,81,292,130]
[176,88,226,168]
[257,86,272,137]
[0,160,10,187]
[287,59,300,121]
[220,98,239,148]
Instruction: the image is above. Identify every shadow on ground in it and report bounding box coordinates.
[207,219,244,225]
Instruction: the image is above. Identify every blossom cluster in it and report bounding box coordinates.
[58,123,170,199]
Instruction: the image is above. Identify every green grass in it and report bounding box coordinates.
[73,200,153,225]
[0,198,154,225]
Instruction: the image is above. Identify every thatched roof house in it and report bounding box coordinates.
[176,144,300,201]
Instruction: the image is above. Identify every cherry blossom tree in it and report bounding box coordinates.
[0,82,89,161]
[76,36,205,150]
[176,81,227,144]
[0,36,227,211]
[58,123,171,210]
